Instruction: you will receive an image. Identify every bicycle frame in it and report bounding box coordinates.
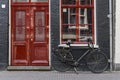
[67,39,94,65]
[68,45,93,64]
[76,49,91,63]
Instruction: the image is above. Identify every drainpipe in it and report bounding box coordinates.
[108,0,113,71]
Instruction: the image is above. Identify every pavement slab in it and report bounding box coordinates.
[0,71,119,80]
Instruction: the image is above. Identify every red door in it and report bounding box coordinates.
[11,6,49,66]
[30,7,49,66]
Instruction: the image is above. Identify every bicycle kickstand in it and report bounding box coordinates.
[74,67,79,74]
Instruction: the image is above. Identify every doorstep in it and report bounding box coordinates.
[7,66,51,71]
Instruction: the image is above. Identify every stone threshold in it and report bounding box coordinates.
[7,66,51,71]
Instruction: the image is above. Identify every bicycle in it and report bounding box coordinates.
[52,38,108,73]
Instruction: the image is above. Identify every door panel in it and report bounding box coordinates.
[13,45,28,65]
[30,45,48,65]
[30,7,49,66]
[11,7,29,65]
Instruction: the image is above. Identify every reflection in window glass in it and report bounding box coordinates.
[35,11,45,42]
[62,0,76,5]
[80,0,92,5]
[12,0,29,2]
[79,8,92,42]
[62,8,76,24]
[79,8,92,24]
[79,25,92,42]
[15,11,25,41]
[62,26,76,41]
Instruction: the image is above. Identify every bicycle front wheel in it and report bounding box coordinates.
[52,54,71,72]
[86,49,108,73]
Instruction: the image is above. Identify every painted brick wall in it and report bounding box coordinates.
[0,0,9,70]
[115,0,120,64]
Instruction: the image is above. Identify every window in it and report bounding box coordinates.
[61,0,94,43]
[15,11,26,41]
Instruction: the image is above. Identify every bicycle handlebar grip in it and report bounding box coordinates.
[66,40,72,46]
[87,38,94,48]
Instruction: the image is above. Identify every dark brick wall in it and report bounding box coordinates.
[0,0,9,70]
[96,0,110,58]
[51,0,60,49]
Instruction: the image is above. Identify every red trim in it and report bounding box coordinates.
[11,3,49,7]
[92,8,94,42]
[61,7,63,42]
[76,0,79,42]
[11,0,49,6]
[62,5,94,8]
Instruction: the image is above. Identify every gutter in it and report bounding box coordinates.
[108,0,113,71]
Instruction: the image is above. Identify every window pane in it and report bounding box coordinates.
[79,0,93,5]
[62,8,76,24]
[79,8,92,24]
[62,26,76,41]
[15,11,25,41]
[35,11,45,42]
[62,0,76,5]
[12,0,29,2]
[79,25,93,42]
[79,8,93,42]
[31,0,48,2]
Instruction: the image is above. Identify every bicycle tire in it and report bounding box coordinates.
[52,54,71,72]
[86,49,108,73]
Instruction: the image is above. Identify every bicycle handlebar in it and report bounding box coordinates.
[66,40,72,46]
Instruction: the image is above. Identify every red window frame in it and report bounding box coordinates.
[61,0,94,44]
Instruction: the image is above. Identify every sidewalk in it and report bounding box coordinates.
[0,71,119,80]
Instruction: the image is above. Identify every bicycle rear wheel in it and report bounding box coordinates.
[86,49,108,73]
[52,54,71,72]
